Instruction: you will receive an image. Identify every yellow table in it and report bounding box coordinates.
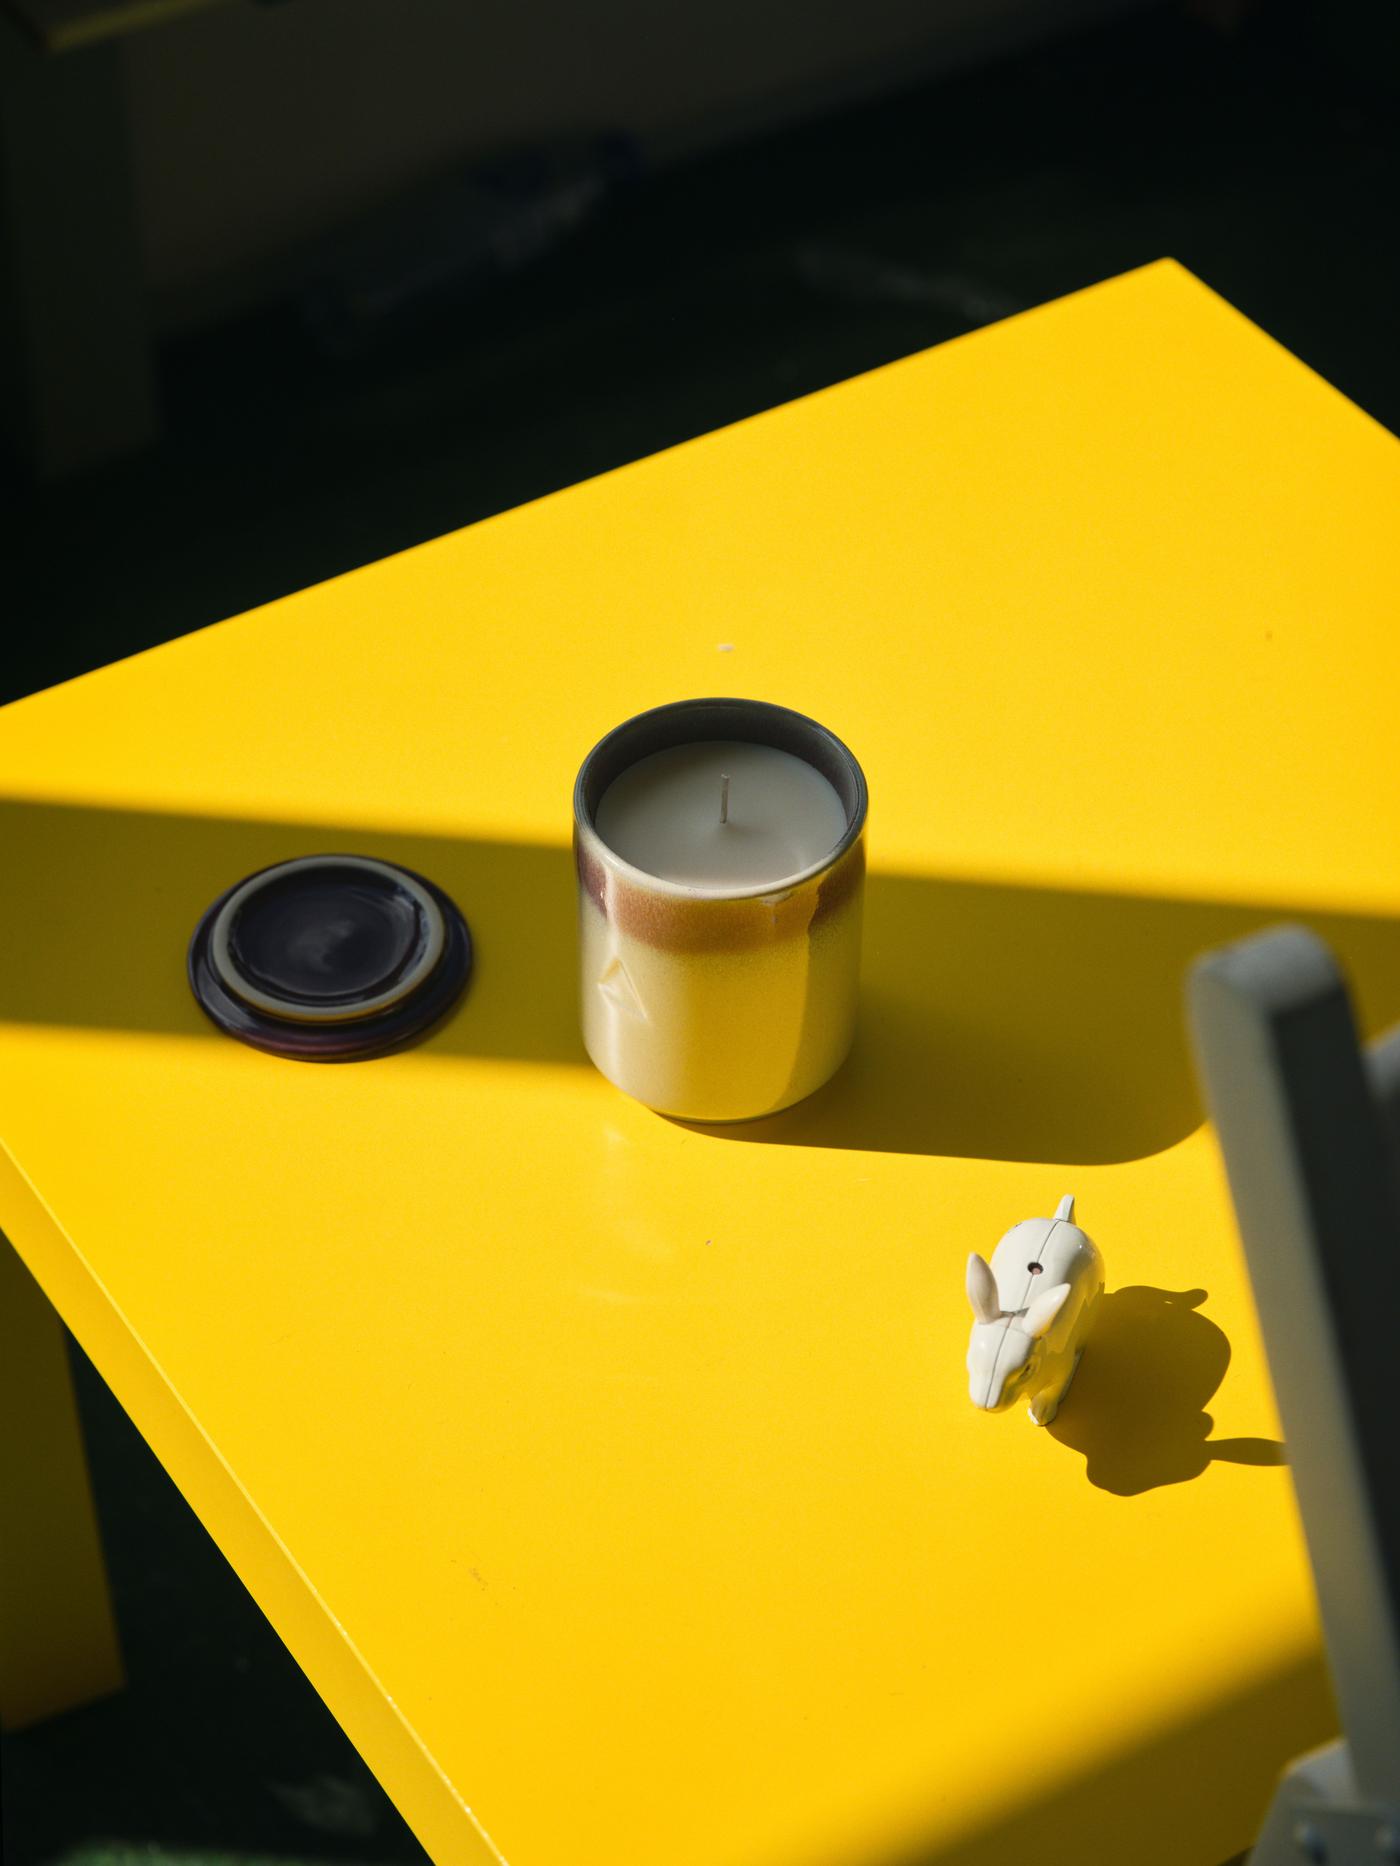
[3,259,1399,1866]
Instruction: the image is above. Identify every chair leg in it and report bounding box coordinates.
[0,1231,123,1729]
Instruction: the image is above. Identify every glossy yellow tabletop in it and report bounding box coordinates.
[4,260,1399,1866]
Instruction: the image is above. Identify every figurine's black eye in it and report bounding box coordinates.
[1027,1262,1043,1275]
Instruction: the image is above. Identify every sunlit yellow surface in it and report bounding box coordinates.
[2,260,1398,1865]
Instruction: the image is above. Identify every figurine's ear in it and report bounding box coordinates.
[1021,1282,1071,1340]
[966,1253,1002,1325]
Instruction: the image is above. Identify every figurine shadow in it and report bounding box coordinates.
[1047,1286,1285,1495]
[3,794,1400,1165]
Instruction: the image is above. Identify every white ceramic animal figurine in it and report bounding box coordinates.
[966,1195,1104,1424]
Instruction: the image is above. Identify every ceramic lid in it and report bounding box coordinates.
[189,854,472,1060]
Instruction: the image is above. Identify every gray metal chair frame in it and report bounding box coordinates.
[1189,925,1400,1866]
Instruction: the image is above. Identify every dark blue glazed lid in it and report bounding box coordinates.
[189,855,472,1060]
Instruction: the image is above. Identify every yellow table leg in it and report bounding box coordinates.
[1,1231,122,1729]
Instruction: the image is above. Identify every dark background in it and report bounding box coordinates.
[3,0,1397,1859]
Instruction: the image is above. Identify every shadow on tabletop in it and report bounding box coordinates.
[1048,1286,1285,1495]
[3,796,1400,1166]
[687,882,1400,1162]
[872,1644,1333,1866]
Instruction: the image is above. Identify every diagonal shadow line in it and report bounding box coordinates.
[866,1644,1334,1866]
[3,795,1400,1165]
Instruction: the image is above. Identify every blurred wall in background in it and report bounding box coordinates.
[125,0,1154,331]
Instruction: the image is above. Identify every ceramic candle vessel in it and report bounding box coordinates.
[573,698,867,1121]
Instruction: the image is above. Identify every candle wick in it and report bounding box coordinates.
[719,774,731,826]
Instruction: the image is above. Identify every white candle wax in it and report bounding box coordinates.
[593,740,848,891]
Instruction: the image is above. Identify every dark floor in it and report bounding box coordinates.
[3,2,1398,1860]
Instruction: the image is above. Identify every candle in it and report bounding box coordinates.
[574,699,867,1121]
[593,741,849,891]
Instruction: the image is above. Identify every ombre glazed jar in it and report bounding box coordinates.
[573,699,867,1121]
